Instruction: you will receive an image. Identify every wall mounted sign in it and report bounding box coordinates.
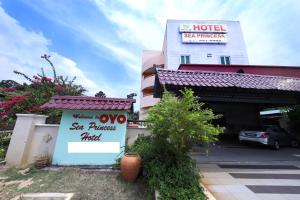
[179,24,228,44]
[52,110,127,165]
[181,33,227,43]
[179,24,227,33]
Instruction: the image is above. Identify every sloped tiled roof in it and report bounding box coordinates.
[41,96,135,111]
[156,69,300,92]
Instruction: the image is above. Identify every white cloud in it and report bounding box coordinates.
[19,0,143,108]
[88,0,300,111]
[21,0,141,75]
[92,0,164,50]
[51,54,104,95]
[0,5,109,96]
[92,0,300,66]
[238,0,300,66]
[3,0,300,111]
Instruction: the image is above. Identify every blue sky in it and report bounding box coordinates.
[0,0,300,110]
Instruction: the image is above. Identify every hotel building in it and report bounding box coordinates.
[140,19,300,134]
[140,20,250,119]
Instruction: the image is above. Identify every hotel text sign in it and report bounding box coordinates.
[179,24,227,33]
[52,110,127,165]
[182,33,227,44]
[179,24,227,43]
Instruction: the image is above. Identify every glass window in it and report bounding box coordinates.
[220,56,230,65]
[180,55,190,64]
[180,56,185,64]
[186,56,190,64]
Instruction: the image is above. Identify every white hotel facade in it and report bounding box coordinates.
[140,20,249,119]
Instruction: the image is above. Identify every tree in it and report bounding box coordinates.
[94,91,106,98]
[146,88,223,155]
[128,88,223,199]
[0,80,22,88]
[0,54,86,129]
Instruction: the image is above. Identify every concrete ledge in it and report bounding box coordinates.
[155,190,160,200]
[155,184,216,200]
[20,193,74,200]
[35,124,60,127]
[126,127,149,130]
[16,114,48,118]
[200,183,216,200]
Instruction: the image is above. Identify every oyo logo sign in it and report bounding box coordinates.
[99,114,126,124]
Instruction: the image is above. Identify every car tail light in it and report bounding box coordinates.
[260,132,269,138]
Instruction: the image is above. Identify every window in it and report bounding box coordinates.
[180,55,190,64]
[220,56,230,65]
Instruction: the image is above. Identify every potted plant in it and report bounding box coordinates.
[120,153,141,182]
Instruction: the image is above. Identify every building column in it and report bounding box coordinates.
[5,114,48,166]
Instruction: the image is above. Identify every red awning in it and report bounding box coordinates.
[156,69,300,92]
[41,96,135,111]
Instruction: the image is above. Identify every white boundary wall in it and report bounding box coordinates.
[5,114,150,166]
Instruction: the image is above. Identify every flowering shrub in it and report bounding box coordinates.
[0,54,86,129]
[0,95,27,117]
[0,88,16,91]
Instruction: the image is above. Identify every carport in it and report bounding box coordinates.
[154,68,300,199]
[154,69,300,135]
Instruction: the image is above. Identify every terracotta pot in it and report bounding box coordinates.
[120,153,141,182]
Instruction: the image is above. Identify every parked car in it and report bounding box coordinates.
[239,125,299,150]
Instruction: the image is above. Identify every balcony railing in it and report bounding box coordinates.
[127,120,148,128]
[141,75,155,90]
[142,55,164,73]
[140,95,160,108]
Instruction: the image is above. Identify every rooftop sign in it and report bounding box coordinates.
[179,24,227,33]
[179,24,228,44]
[182,33,227,44]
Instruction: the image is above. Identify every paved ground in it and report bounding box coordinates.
[193,143,300,200]
[192,143,300,163]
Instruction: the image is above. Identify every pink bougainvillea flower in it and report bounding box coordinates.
[43,77,52,82]
[33,75,41,80]
[54,84,63,91]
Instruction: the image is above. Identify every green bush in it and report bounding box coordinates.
[287,105,300,135]
[0,148,5,160]
[147,88,223,156]
[0,54,86,129]
[0,133,10,160]
[129,88,222,199]
[131,136,206,200]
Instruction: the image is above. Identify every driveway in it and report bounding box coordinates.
[192,143,300,163]
[193,144,300,200]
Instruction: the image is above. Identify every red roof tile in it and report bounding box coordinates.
[41,96,135,111]
[156,69,300,92]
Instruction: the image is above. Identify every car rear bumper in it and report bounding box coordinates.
[239,135,269,145]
